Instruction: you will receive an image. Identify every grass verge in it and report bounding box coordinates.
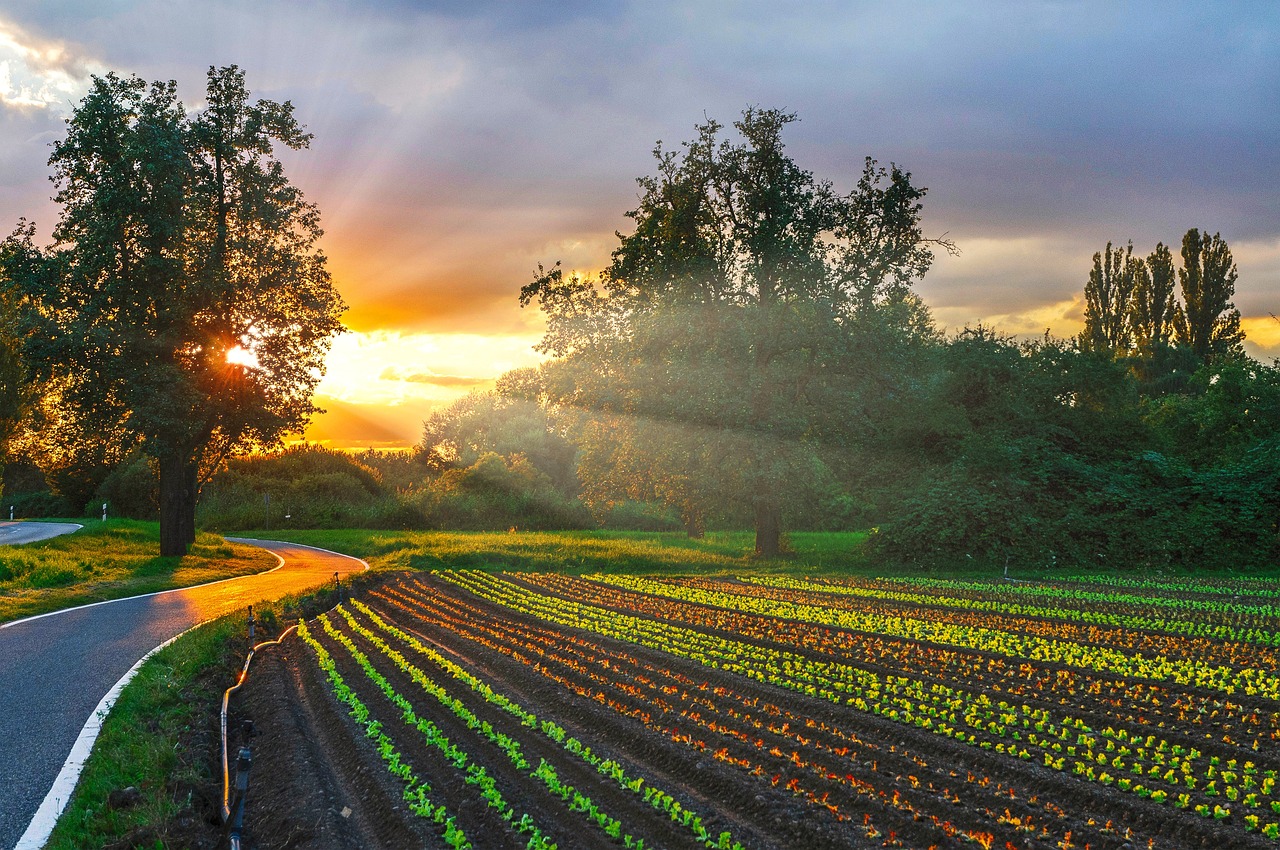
[243,528,877,575]
[42,614,242,850]
[41,581,363,850]
[0,520,276,625]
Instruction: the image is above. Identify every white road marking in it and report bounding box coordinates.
[9,540,368,850]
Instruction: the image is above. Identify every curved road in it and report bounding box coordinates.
[0,538,366,850]
[0,522,83,546]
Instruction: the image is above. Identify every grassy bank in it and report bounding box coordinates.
[38,579,360,850]
[246,528,877,575]
[42,614,244,850]
[0,520,276,624]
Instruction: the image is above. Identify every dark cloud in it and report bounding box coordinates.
[2,0,1277,344]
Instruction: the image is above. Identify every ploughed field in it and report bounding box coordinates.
[243,570,1280,849]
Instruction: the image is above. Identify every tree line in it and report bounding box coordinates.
[1,91,1275,569]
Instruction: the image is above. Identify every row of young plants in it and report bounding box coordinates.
[882,575,1280,619]
[739,575,1280,648]
[707,575,1280,671]
[337,600,745,850]
[443,570,1280,843]
[319,607,659,850]
[587,573,1280,701]
[525,572,1280,745]
[1044,573,1280,600]
[377,580,1014,850]
[295,619,474,849]
[392,577,1238,850]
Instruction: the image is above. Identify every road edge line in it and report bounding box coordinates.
[230,539,371,573]
[12,624,199,850]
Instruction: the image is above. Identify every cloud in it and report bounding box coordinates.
[378,366,488,388]
[317,329,542,406]
[303,394,428,450]
[5,0,1280,449]
[0,17,100,113]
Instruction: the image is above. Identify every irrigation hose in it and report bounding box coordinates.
[220,625,298,824]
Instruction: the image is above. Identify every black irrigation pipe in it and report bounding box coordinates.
[220,606,297,850]
[219,574,349,850]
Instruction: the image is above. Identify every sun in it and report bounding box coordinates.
[226,345,260,369]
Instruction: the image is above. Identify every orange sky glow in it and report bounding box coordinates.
[0,6,1277,453]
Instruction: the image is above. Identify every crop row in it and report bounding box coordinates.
[523,572,1280,744]
[376,580,1044,850]
[588,573,1280,701]
[883,575,1280,619]
[442,570,1280,842]
[296,619,473,849]
[339,600,744,850]
[313,612,559,849]
[739,575,1280,648]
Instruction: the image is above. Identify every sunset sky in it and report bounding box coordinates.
[1,2,1277,449]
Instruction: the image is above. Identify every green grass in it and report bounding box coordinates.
[41,580,373,850]
[0,519,277,624]
[245,528,876,575]
[42,612,241,850]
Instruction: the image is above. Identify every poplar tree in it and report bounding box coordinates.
[1081,241,1139,353]
[1130,241,1179,353]
[1175,228,1244,363]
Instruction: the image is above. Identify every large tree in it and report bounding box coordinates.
[4,67,344,555]
[1174,228,1244,363]
[521,109,947,555]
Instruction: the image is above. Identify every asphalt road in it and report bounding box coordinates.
[0,522,83,546]
[0,538,366,850]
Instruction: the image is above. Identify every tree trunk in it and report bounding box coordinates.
[753,498,781,558]
[158,453,194,557]
[183,459,197,548]
[683,507,705,540]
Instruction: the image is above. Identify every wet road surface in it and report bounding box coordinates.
[0,538,365,850]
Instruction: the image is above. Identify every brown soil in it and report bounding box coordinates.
[219,573,1264,850]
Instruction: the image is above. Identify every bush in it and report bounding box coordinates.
[5,490,73,519]
[95,451,158,520]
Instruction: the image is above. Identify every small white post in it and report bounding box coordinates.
[8,505,12,521]
[102,502,107,522]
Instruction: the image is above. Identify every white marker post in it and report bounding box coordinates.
[102,502,107,522]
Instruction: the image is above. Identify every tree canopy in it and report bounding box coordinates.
[2,66,344,554]
[521,108,950,555]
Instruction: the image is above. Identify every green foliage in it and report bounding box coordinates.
[421,379,577,495]
[198,444,413,530]
[875,327,1280,571]
[416,452,591,531]
[95,450,159,520]
[4,66,344,556]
